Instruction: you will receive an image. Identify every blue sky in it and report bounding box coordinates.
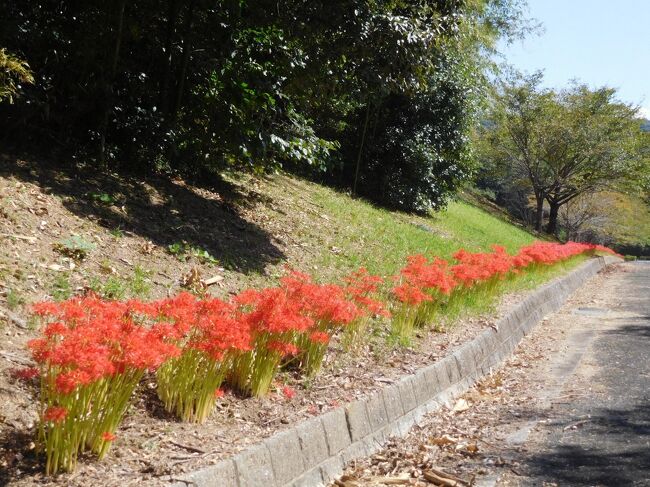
[499,0,649,118]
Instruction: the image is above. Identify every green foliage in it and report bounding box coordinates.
[53,236,96,261]
[97,277,127,301]
[88,266,151,300]
[167,241,219,265]
[89,192,118,206]
[0,0,530,212]
[0,48,33,104]
[51,273,73,301]
[128,265,152,298]
[305,180,535,281]
[6,288,25,310]
[345,60,478,212]
[476,72,648,234]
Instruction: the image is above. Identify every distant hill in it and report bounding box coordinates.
[641,118,650,132]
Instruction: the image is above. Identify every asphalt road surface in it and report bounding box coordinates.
[514,261,650,486]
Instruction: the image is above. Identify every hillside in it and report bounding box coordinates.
[1,155,586,485]
[0,155,536,312]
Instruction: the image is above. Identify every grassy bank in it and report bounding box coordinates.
[225,173,538,285]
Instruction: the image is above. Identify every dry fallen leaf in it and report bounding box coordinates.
[99,262,118,275]
[452,398,470,413]
[202,275,224,286]
[464,442,479,454]
[423,467,470,486]
[370,475,411,485]
[181,267,205,291]
[430,434,458,446]
[423,470,460,486]
[140,241,155,254]
[28,206,48,216]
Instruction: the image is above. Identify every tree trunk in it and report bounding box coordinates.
[352,103,371,196]
[160,0,181,115]
[534,193,544,232]
[99,0,127,164]
[171,0,196,123]
[546,201,560,235]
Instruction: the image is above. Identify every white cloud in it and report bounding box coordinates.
[639,106,650,119]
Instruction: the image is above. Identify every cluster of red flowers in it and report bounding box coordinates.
[451,245,514,287]
[26,267,387,472]
[393,255,456,305]
[30,296,180,395]
[231,269,384,394]
[24,241,615,474]
[28,295,183,473]
[388,241,617,342]
[392,241,616,305]
[512,241,612,267]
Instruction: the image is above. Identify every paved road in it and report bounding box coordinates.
[515,261,650,486]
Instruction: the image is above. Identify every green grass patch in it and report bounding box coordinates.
[6,288,25,310]
[302,181,535,281]
[50,273,74,301]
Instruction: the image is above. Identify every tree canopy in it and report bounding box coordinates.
[477,73,648,233]
[0,0,530,212]
[0,48,33,104]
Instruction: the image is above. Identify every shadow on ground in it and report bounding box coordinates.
[521,402,650,486]
[519,311,650,486]
[0,155,285,274]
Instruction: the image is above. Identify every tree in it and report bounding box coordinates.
[558,193,610,242]
[542,86,645,233]
[325,0,535,212]
[477,72,557,231]
[478,74,648,234]
[0,0,531,212]
[0,48,33,104]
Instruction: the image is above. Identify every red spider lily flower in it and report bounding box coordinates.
[393,283,432,305]
[268,340,299,357]
[10,367,39,381]
[55,369,94,394]
[343,268,389,317]
[101,432,116,442]
[237,287,314,335]
[309,331,330,345]
[393,254,457,302]
[44,406,68,423]
[281,269,363,325]
[451,246,514,287]
[282,386,296,399]
[32,301,61,316]
[43,322,69,337]
[214,388,225,398]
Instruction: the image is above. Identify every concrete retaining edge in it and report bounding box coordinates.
[171,255,621,487]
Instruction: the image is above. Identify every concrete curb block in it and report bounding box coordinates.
[172,256,620,487]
